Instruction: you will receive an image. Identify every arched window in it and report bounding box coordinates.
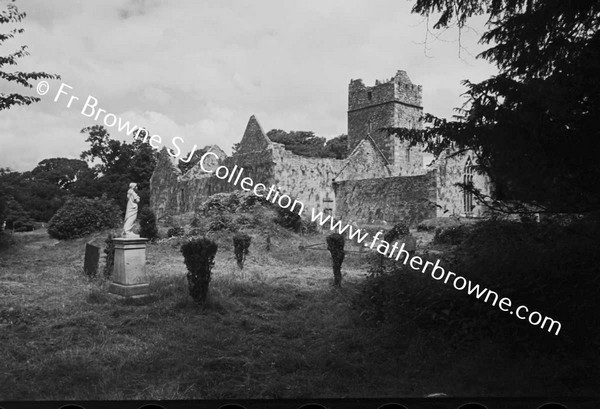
[463,157,474,217]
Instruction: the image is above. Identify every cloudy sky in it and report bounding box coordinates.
[0,0,496,171]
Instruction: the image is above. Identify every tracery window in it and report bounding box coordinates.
[463,157,474,217]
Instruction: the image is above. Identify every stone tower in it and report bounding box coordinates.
[347,69,424,176]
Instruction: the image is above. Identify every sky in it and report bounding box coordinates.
[0,0,497,171]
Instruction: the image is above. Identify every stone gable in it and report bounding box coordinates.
[236,115,272,154]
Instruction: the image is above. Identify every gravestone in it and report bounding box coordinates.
[84,242,101,277]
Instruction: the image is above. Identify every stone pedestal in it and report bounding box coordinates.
[108,237,150,298]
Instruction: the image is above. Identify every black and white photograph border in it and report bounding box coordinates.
[0,0,599,407]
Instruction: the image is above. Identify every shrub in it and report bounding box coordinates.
[180,237,218,304]
[138,206,159,241]
[355,217,600,354]
[383,222,409,243]
[274,206,302,232]
[326,233,345,287]
[233,232,251,269]
[301,219,319,234]
[103,233,116,278]
[208,215,230,232]
[167,226,185,238]
[48,196,122,240]
[188,227,202,237]
[433,224,473,245]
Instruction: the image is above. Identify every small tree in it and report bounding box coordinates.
[326,233,345,287]
[180,238,218,304]
[138,206,158,241]
[233,232,251,269]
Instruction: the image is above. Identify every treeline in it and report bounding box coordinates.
[1,126,348,231]
[0,126,157,231]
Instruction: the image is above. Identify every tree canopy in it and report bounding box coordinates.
[387,0,600,214]
[0,0,59,111]
[265,130,348,159]
[79,125,158,209]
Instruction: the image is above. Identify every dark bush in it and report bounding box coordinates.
[355,218,600,354]
[384,222,409,243]
[48,196,122,240]
[326,233,345,287]
[167,226,185,238]
[103,233,116,278]
[138,206,159,241]
[433,224,473,245]
[274,206,302,232]
[180,237,218,304]
[233,232,251,269]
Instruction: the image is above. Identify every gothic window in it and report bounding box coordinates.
[463,157,474,217]
[405,147,410,164]
[367,91,372,100]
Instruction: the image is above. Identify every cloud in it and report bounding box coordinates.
[0,0,497,171]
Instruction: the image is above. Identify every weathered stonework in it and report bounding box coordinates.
[333,171,437,227]
[348,70,424,176]
[150,69,492,227]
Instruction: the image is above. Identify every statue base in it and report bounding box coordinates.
[108,237,150,299]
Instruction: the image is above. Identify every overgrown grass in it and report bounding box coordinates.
[0,222,598,400]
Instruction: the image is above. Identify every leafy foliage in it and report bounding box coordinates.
[326,233,345,287]
[180,237,218,304]
[2,194,34,231]
[387,0,600,214]
[274,205,303,232]
[47,196,122,240]
[355,218,600,353]
[167,226,185,238]
[0,0,60,111]
[233,232,251,269]
[79,125,157,210]
[267,130,348,159]
[138,206,158,241]
[103,233,116,278]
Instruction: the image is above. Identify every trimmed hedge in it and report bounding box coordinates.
[139,206,159,241]
[181,237,218,304]
[233,232,251,269]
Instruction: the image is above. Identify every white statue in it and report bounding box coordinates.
[123,183,140,237]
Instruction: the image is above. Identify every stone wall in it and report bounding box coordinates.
[149,149,182,220]
[149,68,493,227]
[333,171,437,227]
[435,152,491,218]
[347,70,424,176]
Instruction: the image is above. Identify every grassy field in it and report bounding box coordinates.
[0,227,595,399]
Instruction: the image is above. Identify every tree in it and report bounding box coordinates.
[79,125,157,209]
[387,0,600,214]
[267,129,348,159]
[1,0,59,111]
[0,167,63,222]
[31,158,89,190]
[325,134,348,159]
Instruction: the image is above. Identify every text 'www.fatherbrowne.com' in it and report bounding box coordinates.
[308,208,562,336]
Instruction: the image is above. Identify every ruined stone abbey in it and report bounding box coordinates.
[150,69,491,227]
